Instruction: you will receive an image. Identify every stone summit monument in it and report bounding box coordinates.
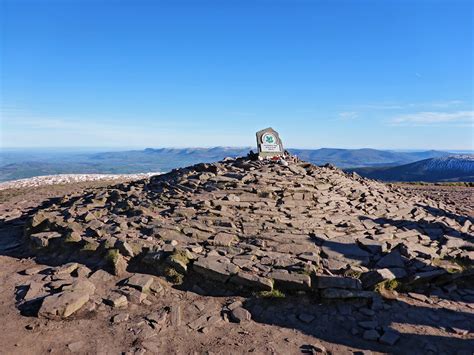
[256,127,284,158]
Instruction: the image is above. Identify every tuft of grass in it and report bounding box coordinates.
[170,250,190,265]
[384,279,400,290]
[129,242,143,256]
[297,266,315,276]
[375,279,400,292]
[164,266,184,284]
[344,269,362,279]
[105,248,120,265]
[167,249,191,274]
[80,240,99,252]
[64,231,82,243]
[446,268,459,274]
[256,289,286,299]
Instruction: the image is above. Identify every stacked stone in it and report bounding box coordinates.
[25,153,474,297]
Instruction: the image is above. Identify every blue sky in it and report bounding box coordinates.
[1,0,473,150]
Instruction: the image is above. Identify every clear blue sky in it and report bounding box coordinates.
[1,0,473,150]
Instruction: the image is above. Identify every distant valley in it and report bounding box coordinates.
[1,147,472,183]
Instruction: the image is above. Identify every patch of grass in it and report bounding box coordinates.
[446,268,459,274]
[168,250,190,274]
[64,231,82,243]
[384,279,400,290]
[164,266,184,284]
[297,266,315,276]
[80,240,99,252]
[129,242,143,256]
[375,279,400,292]
[256,289,286,299]
[105,248,120,265]
[102,237,117,249]
[343,269,362,279]
[169,250,190,265]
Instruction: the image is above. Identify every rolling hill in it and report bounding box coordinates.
[350,155,474,182]
[0,147,454,182]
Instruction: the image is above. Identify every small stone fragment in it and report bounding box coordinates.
[230,307,251,323]
[298,313,315,324]
[112,313,129,323]
[379,329,400,345]
[363,329,380,341]
[104,292,128,308]
[170,305,182,326]
[125,274,154,293]
[67,341,85,352]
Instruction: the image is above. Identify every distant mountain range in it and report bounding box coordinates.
[87,147,451,169]
[288,148,449,167]
[0,147,471,183]
[350,155,474,182]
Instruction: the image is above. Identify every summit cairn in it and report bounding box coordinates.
[13,139,474,350]
[21,150,473,301]
[256,127,284,158]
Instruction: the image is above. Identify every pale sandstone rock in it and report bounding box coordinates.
[39,290,90,319]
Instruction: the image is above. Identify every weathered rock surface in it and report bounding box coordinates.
[21,152,473,297]
[230,307,252,323]
[39,291,89,319]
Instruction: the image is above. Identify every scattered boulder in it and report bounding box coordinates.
[112,313,129,323]
[379,329,400,345]
[360,268,406,289]
[193,256,239,283]
[376,250,405,268]
[29,231,62,249]
[363,329,380,341]
[230,307,252,323]
[124,274,154,293]
[104,292,128,308]
[230,272,273,291]
[267,271,311,291]
[314,275,361,290]
[39,289,91,319]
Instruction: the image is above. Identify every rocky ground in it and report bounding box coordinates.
[400,184,473,218]
[0,154,473,355]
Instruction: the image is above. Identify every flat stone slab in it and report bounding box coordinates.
[211,232,236,247]
[379,329,401,345]
[125,274,154,293]
[320,288,376,299]
[376,250,405,268]
[39,290,90,319]
[193,256,239,283]
[321,237,370,268]
[314,275,361,290]
[362,268,405,288]
[230,272,273,291]
[267,271,311,291]
[30,232,62,248]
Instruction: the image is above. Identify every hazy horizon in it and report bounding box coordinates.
[1,0,473,150]
[2,146,474,154]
